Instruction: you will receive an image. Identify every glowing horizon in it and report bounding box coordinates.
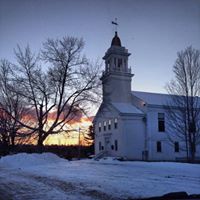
[44,117,93,146]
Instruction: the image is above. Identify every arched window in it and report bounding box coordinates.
[98,122,101,132]
[158,113,165,132]
[108,119,111,130]
[114,118,118,129]
[118,58,122,70]
[174,142,179,152]
[157,141,162,152]
[99,142,101,151]
[107,60,110,71]
[104,121,106,131]
[115,140,118,151]
[124,59,126,70]
[114,58,117,67]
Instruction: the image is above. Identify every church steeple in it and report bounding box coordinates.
[102,31,131,75]
[111,31,121,47]
[101,31,133,103]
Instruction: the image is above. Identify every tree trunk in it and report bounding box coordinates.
[37,132,48,152]
[37,138,44,147]
[9,135,15,152]
[190,141,196,163]
[37,133,45,153]
[2,135,9,155]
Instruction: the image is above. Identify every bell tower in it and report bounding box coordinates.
[101,31,133,103]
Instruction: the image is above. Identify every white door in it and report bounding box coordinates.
[104,136,110,152]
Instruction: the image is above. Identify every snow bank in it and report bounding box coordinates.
[0,153,67,169]
[0,154,199,199]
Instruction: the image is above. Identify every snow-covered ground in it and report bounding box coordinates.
[0,153,199,200]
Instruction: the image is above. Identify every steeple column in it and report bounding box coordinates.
[101,32,134,103]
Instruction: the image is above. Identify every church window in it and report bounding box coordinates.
[111,145,114,150]
[174,142,179,152]
[158,113,165,132]
[114,118,118,129]
[107,60,110,69]
[98,122,101,132]
[99,142,101,151]
[115,140,118,151]
[108,120,111,130]
[157,141,162,152]
[118,58,122,70]
[114,58,117,67]
[104,121,106,131]
[124,59,126,70]
[102,146,104,150]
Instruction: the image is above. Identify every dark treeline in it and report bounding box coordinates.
[0,144,94,159]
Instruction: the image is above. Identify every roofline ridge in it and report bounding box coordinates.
[132,90,170,96]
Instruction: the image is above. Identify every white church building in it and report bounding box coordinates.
[93,32,200,161]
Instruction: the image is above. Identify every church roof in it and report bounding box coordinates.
[132,91,200,107]
[132,91,172,106]
[111,31,121,47]
[112,103,143,115]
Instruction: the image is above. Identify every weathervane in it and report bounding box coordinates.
[111,18,118,32]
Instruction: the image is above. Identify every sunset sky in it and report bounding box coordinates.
[1,0,200,93]
[44,117,92,146]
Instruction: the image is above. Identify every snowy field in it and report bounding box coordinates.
[0,153,200,200]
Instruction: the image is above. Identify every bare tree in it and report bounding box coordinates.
[0,59,28,152]
[10,37,101,147]
[166,46,200,162]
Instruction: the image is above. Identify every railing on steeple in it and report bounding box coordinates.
[102,67,132,77]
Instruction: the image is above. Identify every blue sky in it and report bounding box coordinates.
[0,0,200,93]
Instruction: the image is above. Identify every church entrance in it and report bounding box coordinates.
[104,136,111,152]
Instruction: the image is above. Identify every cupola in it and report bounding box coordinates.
[111,31,121,47]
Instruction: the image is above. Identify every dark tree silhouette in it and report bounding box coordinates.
[84,125,95,145]
[166,46,200,162]
[83,125,95,155]
[2,37,101,147]
[0,59,28,152]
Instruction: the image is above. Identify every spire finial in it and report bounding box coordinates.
[111,18,118,32]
